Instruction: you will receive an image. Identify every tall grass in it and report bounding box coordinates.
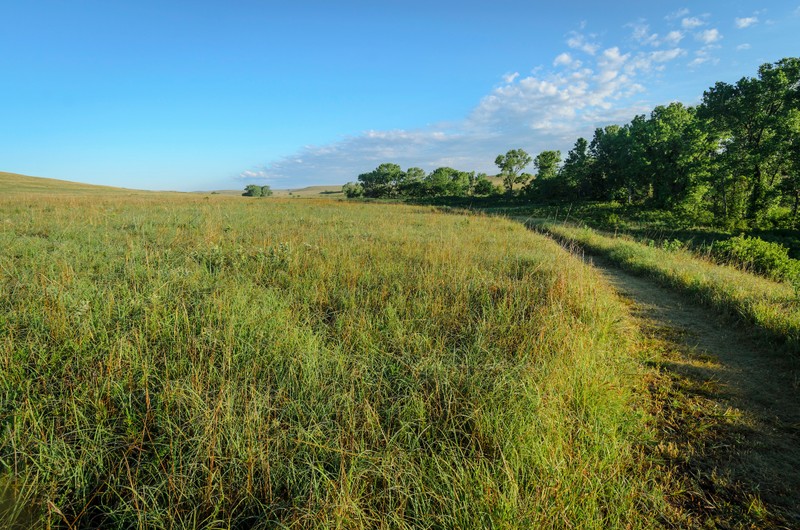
[533,220,800,353]
[1,195,660,528]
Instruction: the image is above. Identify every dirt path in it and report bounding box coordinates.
[585,255,800,526]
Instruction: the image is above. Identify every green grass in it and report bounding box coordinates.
[0,193,663,528]
[515,201,800,259]
[0,171,135,196]
[531,220,800,353]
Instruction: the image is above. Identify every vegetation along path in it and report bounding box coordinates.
[574,247,799,526]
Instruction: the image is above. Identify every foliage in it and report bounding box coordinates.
[711,235,800,284]
[242,184,273,197]
[495,149,533,193]
[357,163,405,197]
[525,150,562,199]
[349,164,484,199]
[473,174,496,195]
[342,181,364,198]
[243,184,263,197]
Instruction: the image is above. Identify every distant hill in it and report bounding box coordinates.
[272,185,343,197]
[202,185,344,197]
[0,171,133,195]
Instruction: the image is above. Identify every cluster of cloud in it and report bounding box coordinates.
[237,8,759,187]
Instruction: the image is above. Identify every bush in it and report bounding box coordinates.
[473,177,495,196]
[712,234,800,284]
[342,182,364,198]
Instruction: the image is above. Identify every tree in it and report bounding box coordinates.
[534,150,561,181]
[584,126,623,200]
[495,149,533,194]
[399,167,426,196]
[342,182,364,198]
[559,137,592,199]
[524,150,562,199]
[243,184,263,197]
[423,167,470,197]
[261,185,273,197]
[357,163,405,197]
[473,175,495,195]
[699,58,800,224]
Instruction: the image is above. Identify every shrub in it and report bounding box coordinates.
[342,181,364,198]
[711,235,800,284]
[243,184,263,197]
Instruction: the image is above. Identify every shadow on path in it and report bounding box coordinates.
[586,254,800,527]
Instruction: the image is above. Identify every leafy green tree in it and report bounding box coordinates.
[400,167,427,196]
[585,126,629,201]
[559,137,592,199]
[524,150,561,199]
[423,167,470,197]
[466,172,478,194]
[357,163,405,197]
[495,149,533,194]
[779,108,800,224]
[534,150,561,181]
[242,184,263,197]
[342,182,364,198]
[424,167,452,196]
[473,175,495,196]
[261,185,273,197]
[699,58,800,224]
[640,103,697,207]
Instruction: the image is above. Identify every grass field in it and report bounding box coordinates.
[0,172,137,196]
[0,188,663,528]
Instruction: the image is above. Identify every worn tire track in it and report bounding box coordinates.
[584,253,800,527]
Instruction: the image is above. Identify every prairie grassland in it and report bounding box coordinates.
[0,172,136,196]
[1,195,660,528]
[533,221,800,352]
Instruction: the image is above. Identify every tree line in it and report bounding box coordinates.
[343,165,499,198]
[347,57,800,229]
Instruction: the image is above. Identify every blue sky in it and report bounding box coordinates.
[1,1,798,191]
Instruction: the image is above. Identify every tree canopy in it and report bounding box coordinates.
[495,149,533,193]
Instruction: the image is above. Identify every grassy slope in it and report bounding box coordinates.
[0,171,135,195]
[532,220,800,352]
[0,190,662,528]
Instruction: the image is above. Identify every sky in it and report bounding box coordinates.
[1,1,799,191]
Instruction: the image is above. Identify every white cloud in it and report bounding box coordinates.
[628,21,660,46]
[736,43,751,50]
[502,72,520,83]
[239,169,269,180]
[687,48,719,69]
[735,17,758,28]
[666,8,690,21]
[566,32,600,55]
[688,57,707,68]
[650,48,686,63]
[237,11,721,186]
[553,52,581,68]
[663,30,684,45]
[696,28,722,44]
[682,17,705,29]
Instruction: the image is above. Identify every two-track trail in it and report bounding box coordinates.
[585,254,800,527]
